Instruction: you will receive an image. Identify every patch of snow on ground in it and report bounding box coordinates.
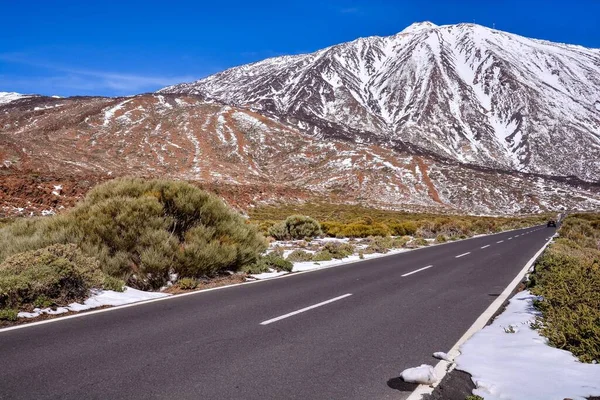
[18,287,169,318]
[433,352,451,361]
[456,290,600,400]
[400,364,438,384]
[250,270,289,280]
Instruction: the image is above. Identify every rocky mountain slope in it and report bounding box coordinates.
[1,93,599,217]
[161,22,600,181]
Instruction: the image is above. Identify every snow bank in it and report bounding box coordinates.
[400,364,438,384]
[433,352,450,361]
[456,290,600,400]
[18,287,169,318]
[249,270,288,279]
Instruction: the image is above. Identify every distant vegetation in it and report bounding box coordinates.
[268,215,322,240]
[529,213,600,363]
[0,178,267,320]
[250,203,549,239]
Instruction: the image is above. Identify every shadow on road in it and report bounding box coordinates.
[387,377,418,392]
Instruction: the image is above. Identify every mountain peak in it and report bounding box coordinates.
[400,21,438,34]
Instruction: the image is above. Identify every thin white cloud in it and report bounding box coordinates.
[0,53,199,95]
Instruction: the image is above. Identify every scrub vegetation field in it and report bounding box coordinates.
[529,213,600,363]
[249,203,550,240]
[0,177,552,323]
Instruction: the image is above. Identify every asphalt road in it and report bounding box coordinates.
[0,225,555,400]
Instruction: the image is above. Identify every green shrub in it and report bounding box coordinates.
[322,242,355,259]
[0,244,112,310]
[391,236,411,248]
[286,250,313,262]
[33,295,53,308]
[245,252,293,273]
[465,395,484,400]
[364,236,393,254]
[405,238,429,248]
[268,221,288,240]
[529,214,600,363]
[103,276,125,292]
[312,250,333,262]
[264,252,293,272]
[435,234,447,243]
[389,221,417,236]
[0,178,268,290]
[268,215,322,240]
[241,261,270,275]
[0,308,18,321]
[177,277,198,290]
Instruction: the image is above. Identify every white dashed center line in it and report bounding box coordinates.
[455,252,471,258]
[480,245,490,249]
[401,265,434,277]
[260,294,353,325]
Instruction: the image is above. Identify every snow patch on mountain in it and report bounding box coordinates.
[0,92,32,105]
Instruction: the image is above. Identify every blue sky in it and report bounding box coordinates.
[2,0,599,97]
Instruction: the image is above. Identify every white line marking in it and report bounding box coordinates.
[508,237,513,240]
[480,245,490,249]
[455,252,471,258]
[497,240,504,243]
[401,265,433,277]
[260,294,352,325]
[406,233,555,400]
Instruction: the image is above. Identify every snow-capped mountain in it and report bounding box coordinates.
[161,22,600,181]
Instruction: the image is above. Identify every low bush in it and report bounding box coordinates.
[388,221,417,236]
[322,222,390,238]
[312,250,333,262]
[322,242,355,259]
[241,262,270,275]
[0,308,18,321]
[244,252,293,273]
[435,234,447,243]
[264,252,294,272]
[268,215,322,240]
[405,238,429,248]
[286,250,313,262]
[364,236,393,254]
[529,214,600,363]
[0,244,120,311]
[177,278,198,290]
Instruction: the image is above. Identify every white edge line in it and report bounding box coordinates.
[455,252,471,258]
[260,293,352,325]
[405,235,555,400]
[0,224,546,334]
[401,265,433,277]
[480,245,490,249]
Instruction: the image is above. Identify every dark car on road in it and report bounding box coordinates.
[547,220,557,227]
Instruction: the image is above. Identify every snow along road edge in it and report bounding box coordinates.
[405,234,555,400]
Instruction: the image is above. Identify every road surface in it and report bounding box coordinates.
[0,225,555,399]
